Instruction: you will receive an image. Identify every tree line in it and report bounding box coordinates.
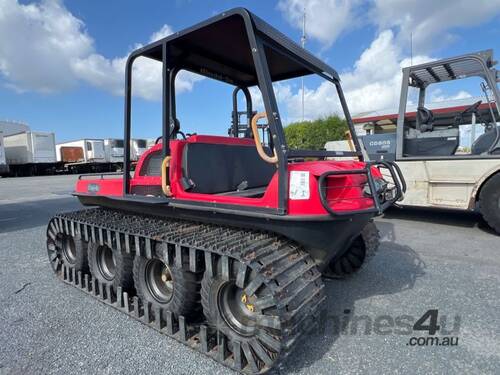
[283,115,348,150]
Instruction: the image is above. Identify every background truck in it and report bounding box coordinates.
[0,120,30,137]
[56,139,112,173]
[0,130,9,176]
[130,138,147,161]
[354,50,500,233]
[4,131,57,176]
[146,138,157,150]
[104,138,124,170]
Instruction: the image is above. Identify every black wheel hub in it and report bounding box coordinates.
[61,235,77,265]
[217,282,256,337]
[96,246,116,281]
[145,259,173,304]
[47,235,62,272]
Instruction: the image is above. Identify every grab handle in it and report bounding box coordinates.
[161,156,172,196]
[251,112,278,164]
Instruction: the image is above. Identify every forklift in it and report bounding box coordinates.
[358,50,500,233]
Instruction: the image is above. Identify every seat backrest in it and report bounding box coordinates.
[417,107,434,132]
[182,142,276,194]
[472,127,500,155]
[404,127,459,156]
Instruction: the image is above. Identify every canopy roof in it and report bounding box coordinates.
[407,50,497,88]
[129,8,339,87]
[352,96,491,125]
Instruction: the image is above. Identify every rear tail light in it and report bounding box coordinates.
[324,174,375,212]
[318,162,405,216]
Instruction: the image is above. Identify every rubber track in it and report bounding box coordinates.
[46,208,325,374]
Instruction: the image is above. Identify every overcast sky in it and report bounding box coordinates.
[1,0,499,142]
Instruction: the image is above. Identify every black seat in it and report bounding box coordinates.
[472,127,500,155]
[181,142,276,194]
[417,107,434,132]
[403,127,459,157]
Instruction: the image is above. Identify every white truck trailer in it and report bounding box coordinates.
[130,138,148,161]
[4,131,57,176]
[56,139,114,173]
[104,138,124,170]
[146,138,157,150]
[0,120,30,137]
[0,130,9,176]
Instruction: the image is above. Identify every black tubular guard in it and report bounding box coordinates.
[318,161,406,217]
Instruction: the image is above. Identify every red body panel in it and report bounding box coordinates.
[76,135,382,216]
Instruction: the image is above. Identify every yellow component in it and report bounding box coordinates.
[250,112,278,164]
[161,156,172,196]
[344,130,355,152]
[241,293,255,312]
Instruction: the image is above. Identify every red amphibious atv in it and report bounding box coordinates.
[47,8,405,374]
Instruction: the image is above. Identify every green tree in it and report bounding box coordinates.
[284,115,348,150]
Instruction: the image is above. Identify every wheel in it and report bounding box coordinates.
[133,256,200,319]
[479,173,500,234]
[59,233,88,271]
[88,241,134,291]
[26,165,34,176]
[201,257,283,372]
[47,219,88,274]
[323,220,379,278]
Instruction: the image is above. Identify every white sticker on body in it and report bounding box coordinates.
[289,171,310,200]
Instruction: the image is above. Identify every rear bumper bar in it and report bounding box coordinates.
[318,161,406,216]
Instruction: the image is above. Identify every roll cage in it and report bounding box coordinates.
[122,7,364,214]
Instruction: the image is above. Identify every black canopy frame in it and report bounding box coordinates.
[122,8,363,215]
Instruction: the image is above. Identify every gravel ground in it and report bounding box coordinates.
[0,175,499,374]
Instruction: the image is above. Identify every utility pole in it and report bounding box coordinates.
[410,32,413,66]
[301,7,306,122]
